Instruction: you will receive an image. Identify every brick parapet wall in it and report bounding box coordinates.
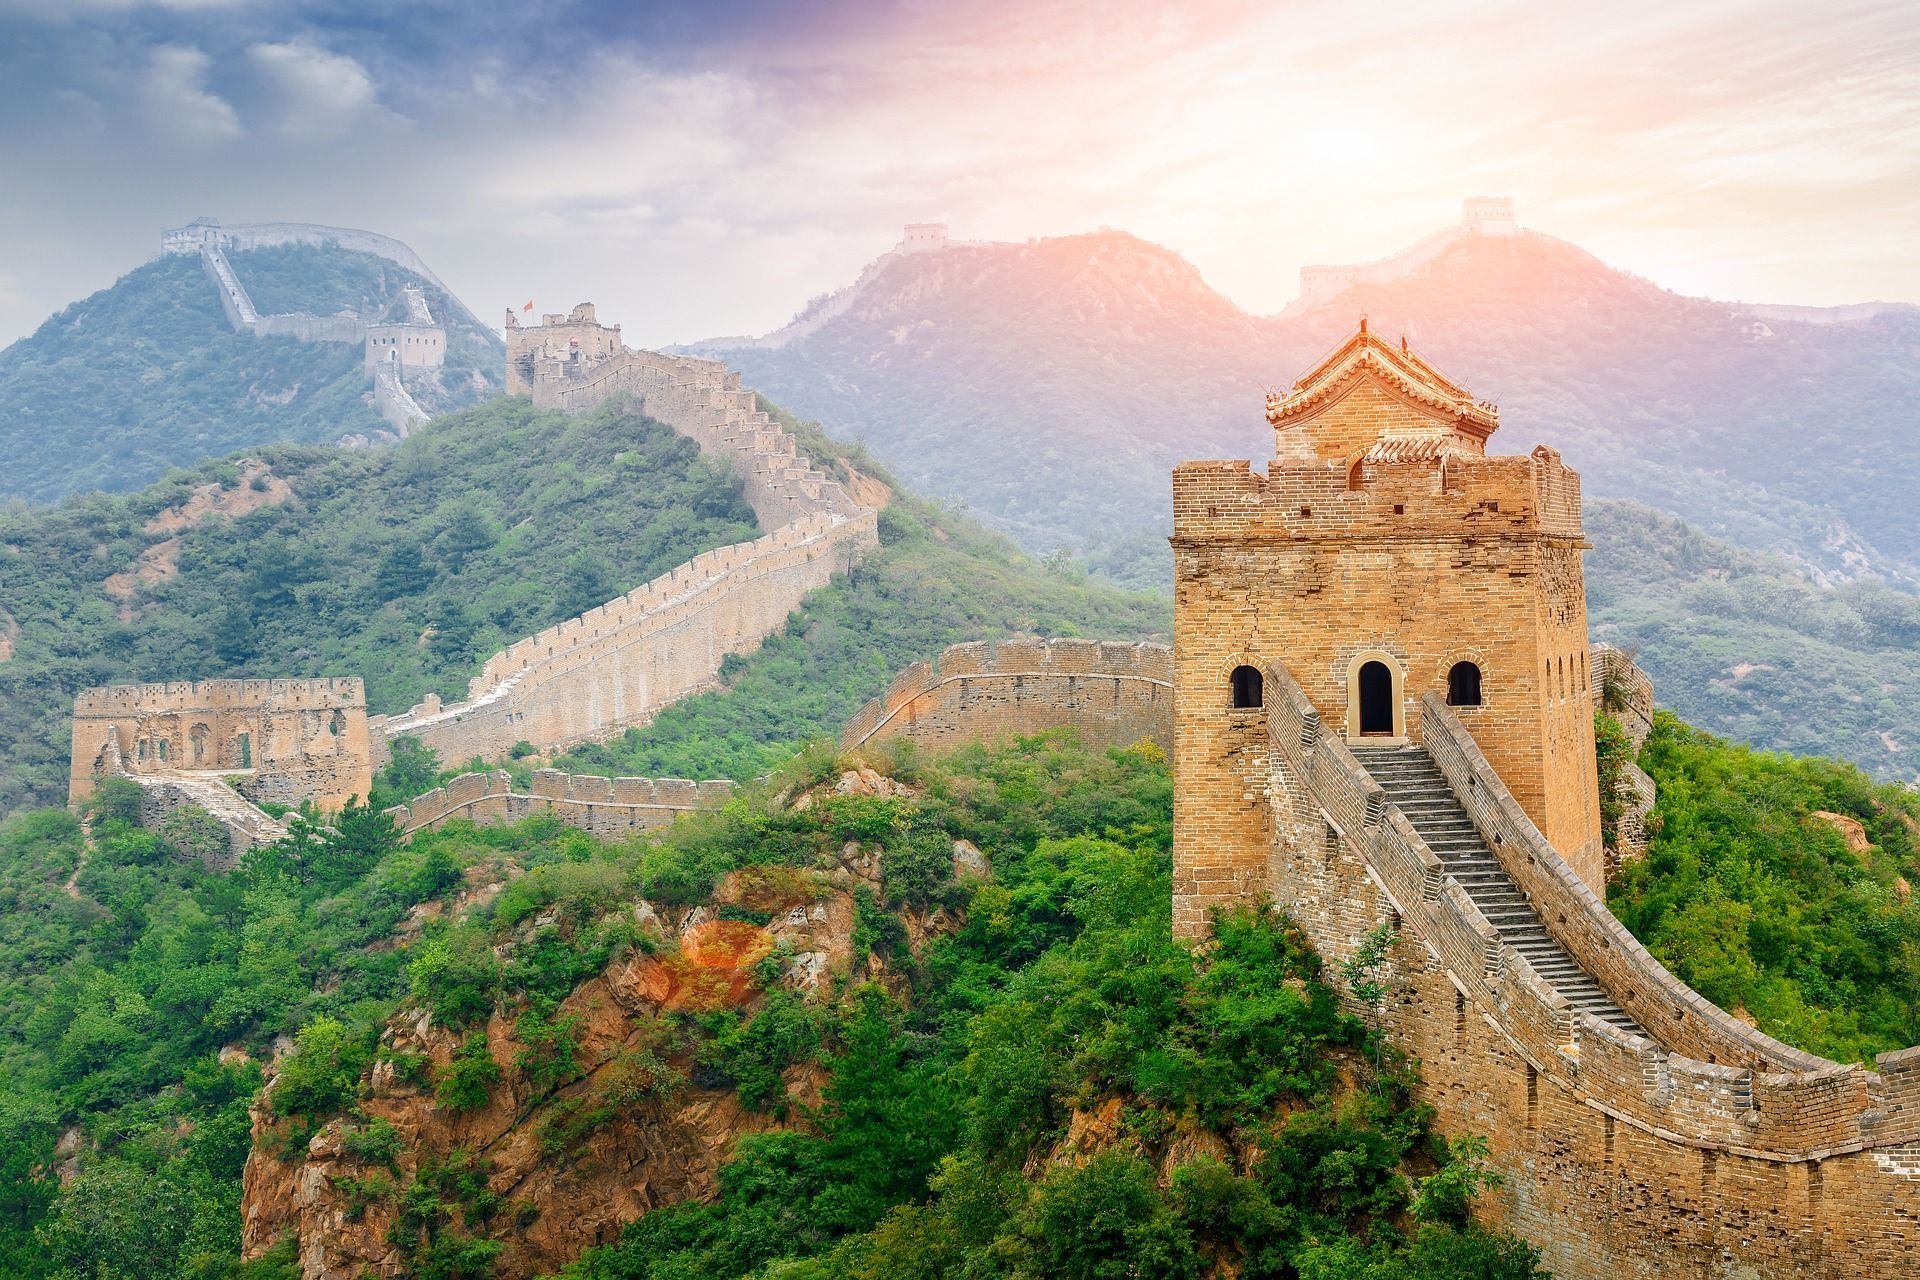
[383,768,732,838]
[841,638,1174,755]
[75,678,366,715]
[1171,449,1583,547]
[1267,656,1920,1156]
[375,328,880,769]
[372,510,873,765]
[1592,643,1655,748]
[1258,656,1920,1273]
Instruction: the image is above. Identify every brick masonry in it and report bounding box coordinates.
[1172,324,1920,1276]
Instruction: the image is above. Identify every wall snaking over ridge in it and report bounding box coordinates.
[372,316,879,769]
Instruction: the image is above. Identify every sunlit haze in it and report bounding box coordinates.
[1,0,1915,347]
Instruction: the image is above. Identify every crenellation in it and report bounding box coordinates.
[1170,326,1920,1272]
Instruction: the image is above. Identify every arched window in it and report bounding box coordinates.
[1357,661,1394,735]
[1230,664,1263,709]
[1448,661,1483,707]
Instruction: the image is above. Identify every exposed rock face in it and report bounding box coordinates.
[239,869,878,1279]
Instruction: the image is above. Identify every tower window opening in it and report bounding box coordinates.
[1448,661,1483,707]
[1358,661,1394,735]
[1230,665,1264,710]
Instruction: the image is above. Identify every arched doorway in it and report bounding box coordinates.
[1358,661,1394,736]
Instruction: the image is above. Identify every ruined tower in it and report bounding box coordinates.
[1171,321,1601,936]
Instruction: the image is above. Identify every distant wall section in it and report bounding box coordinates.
[375,308,879,767]
[843,639,1173,756]
[384,769,733,839]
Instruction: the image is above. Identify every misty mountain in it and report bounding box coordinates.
[691,227,1920,589]
[0,243,504,504]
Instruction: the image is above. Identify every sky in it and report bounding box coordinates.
[0,0,1916,348]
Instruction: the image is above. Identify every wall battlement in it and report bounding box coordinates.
[382,768,733,839]
[371,304,879,768]
[1256,656,1920,1274]
[842,638,1173,756]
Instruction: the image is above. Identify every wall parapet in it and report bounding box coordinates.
[841,638,1173,756]
[1260,656,1920,1165]
[383,768,733,838]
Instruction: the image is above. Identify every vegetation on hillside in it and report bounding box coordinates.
[1586,498,1920,781]
[0,398,760,815]
[0,734,1540,1279]
[1610,712,1920,1064]
[0,244,501,504]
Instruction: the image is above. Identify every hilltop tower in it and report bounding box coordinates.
[1171,321,1601,936]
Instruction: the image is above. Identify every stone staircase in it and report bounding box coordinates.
[1350,744,1644,1038]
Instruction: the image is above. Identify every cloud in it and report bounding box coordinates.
[0,0,251,18]
[139,44,241,140]
[247,39,382,139]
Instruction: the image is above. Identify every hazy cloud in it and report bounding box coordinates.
[247,39,383,138]
[139,44,241,140]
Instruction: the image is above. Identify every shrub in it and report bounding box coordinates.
[436,1036,503,1114]
[408,927,502,1028]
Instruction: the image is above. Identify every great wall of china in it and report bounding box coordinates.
[841,637,1173,757]
[62,294,1920,1273]
[71,301,878,855]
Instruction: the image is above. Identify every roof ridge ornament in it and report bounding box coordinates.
[1265,321,1499,437]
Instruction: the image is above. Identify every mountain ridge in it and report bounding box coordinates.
[686,221,1920,590]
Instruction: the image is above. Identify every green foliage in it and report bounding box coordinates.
[557,736,1528,1280]
[0,397,761,816]
[437,1036,504,1114]
[1609,711,1920,1063]
[270,1016,374,1133]
[409,926,503,1029]
[697,990,824,1113]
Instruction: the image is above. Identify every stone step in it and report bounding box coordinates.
[1353,743,1646,1040]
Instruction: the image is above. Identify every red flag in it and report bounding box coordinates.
[522,300,534,312]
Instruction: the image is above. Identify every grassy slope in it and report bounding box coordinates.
[1611,712,1920,1065]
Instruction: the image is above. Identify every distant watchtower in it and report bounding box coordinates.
[1170,321,1601,935]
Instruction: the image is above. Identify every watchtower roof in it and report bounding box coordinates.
[1266,319,1500,444]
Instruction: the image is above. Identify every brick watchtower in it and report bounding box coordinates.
[1171,321,1601,937]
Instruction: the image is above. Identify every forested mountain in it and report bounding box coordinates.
[0,244,503,504]
[695,227,1920,589]
[0,396,1167,818]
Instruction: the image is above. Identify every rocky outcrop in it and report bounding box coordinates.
[239,807,896,1279]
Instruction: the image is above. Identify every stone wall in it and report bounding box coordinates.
[70,678,372,811]
[842,638,1173,756]
[1256,657,1920,1277]
[373,315,878,768]
[373,512,868,766]
[133,774,292,871]
[383,769,733,839]
[162,219,487,332]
